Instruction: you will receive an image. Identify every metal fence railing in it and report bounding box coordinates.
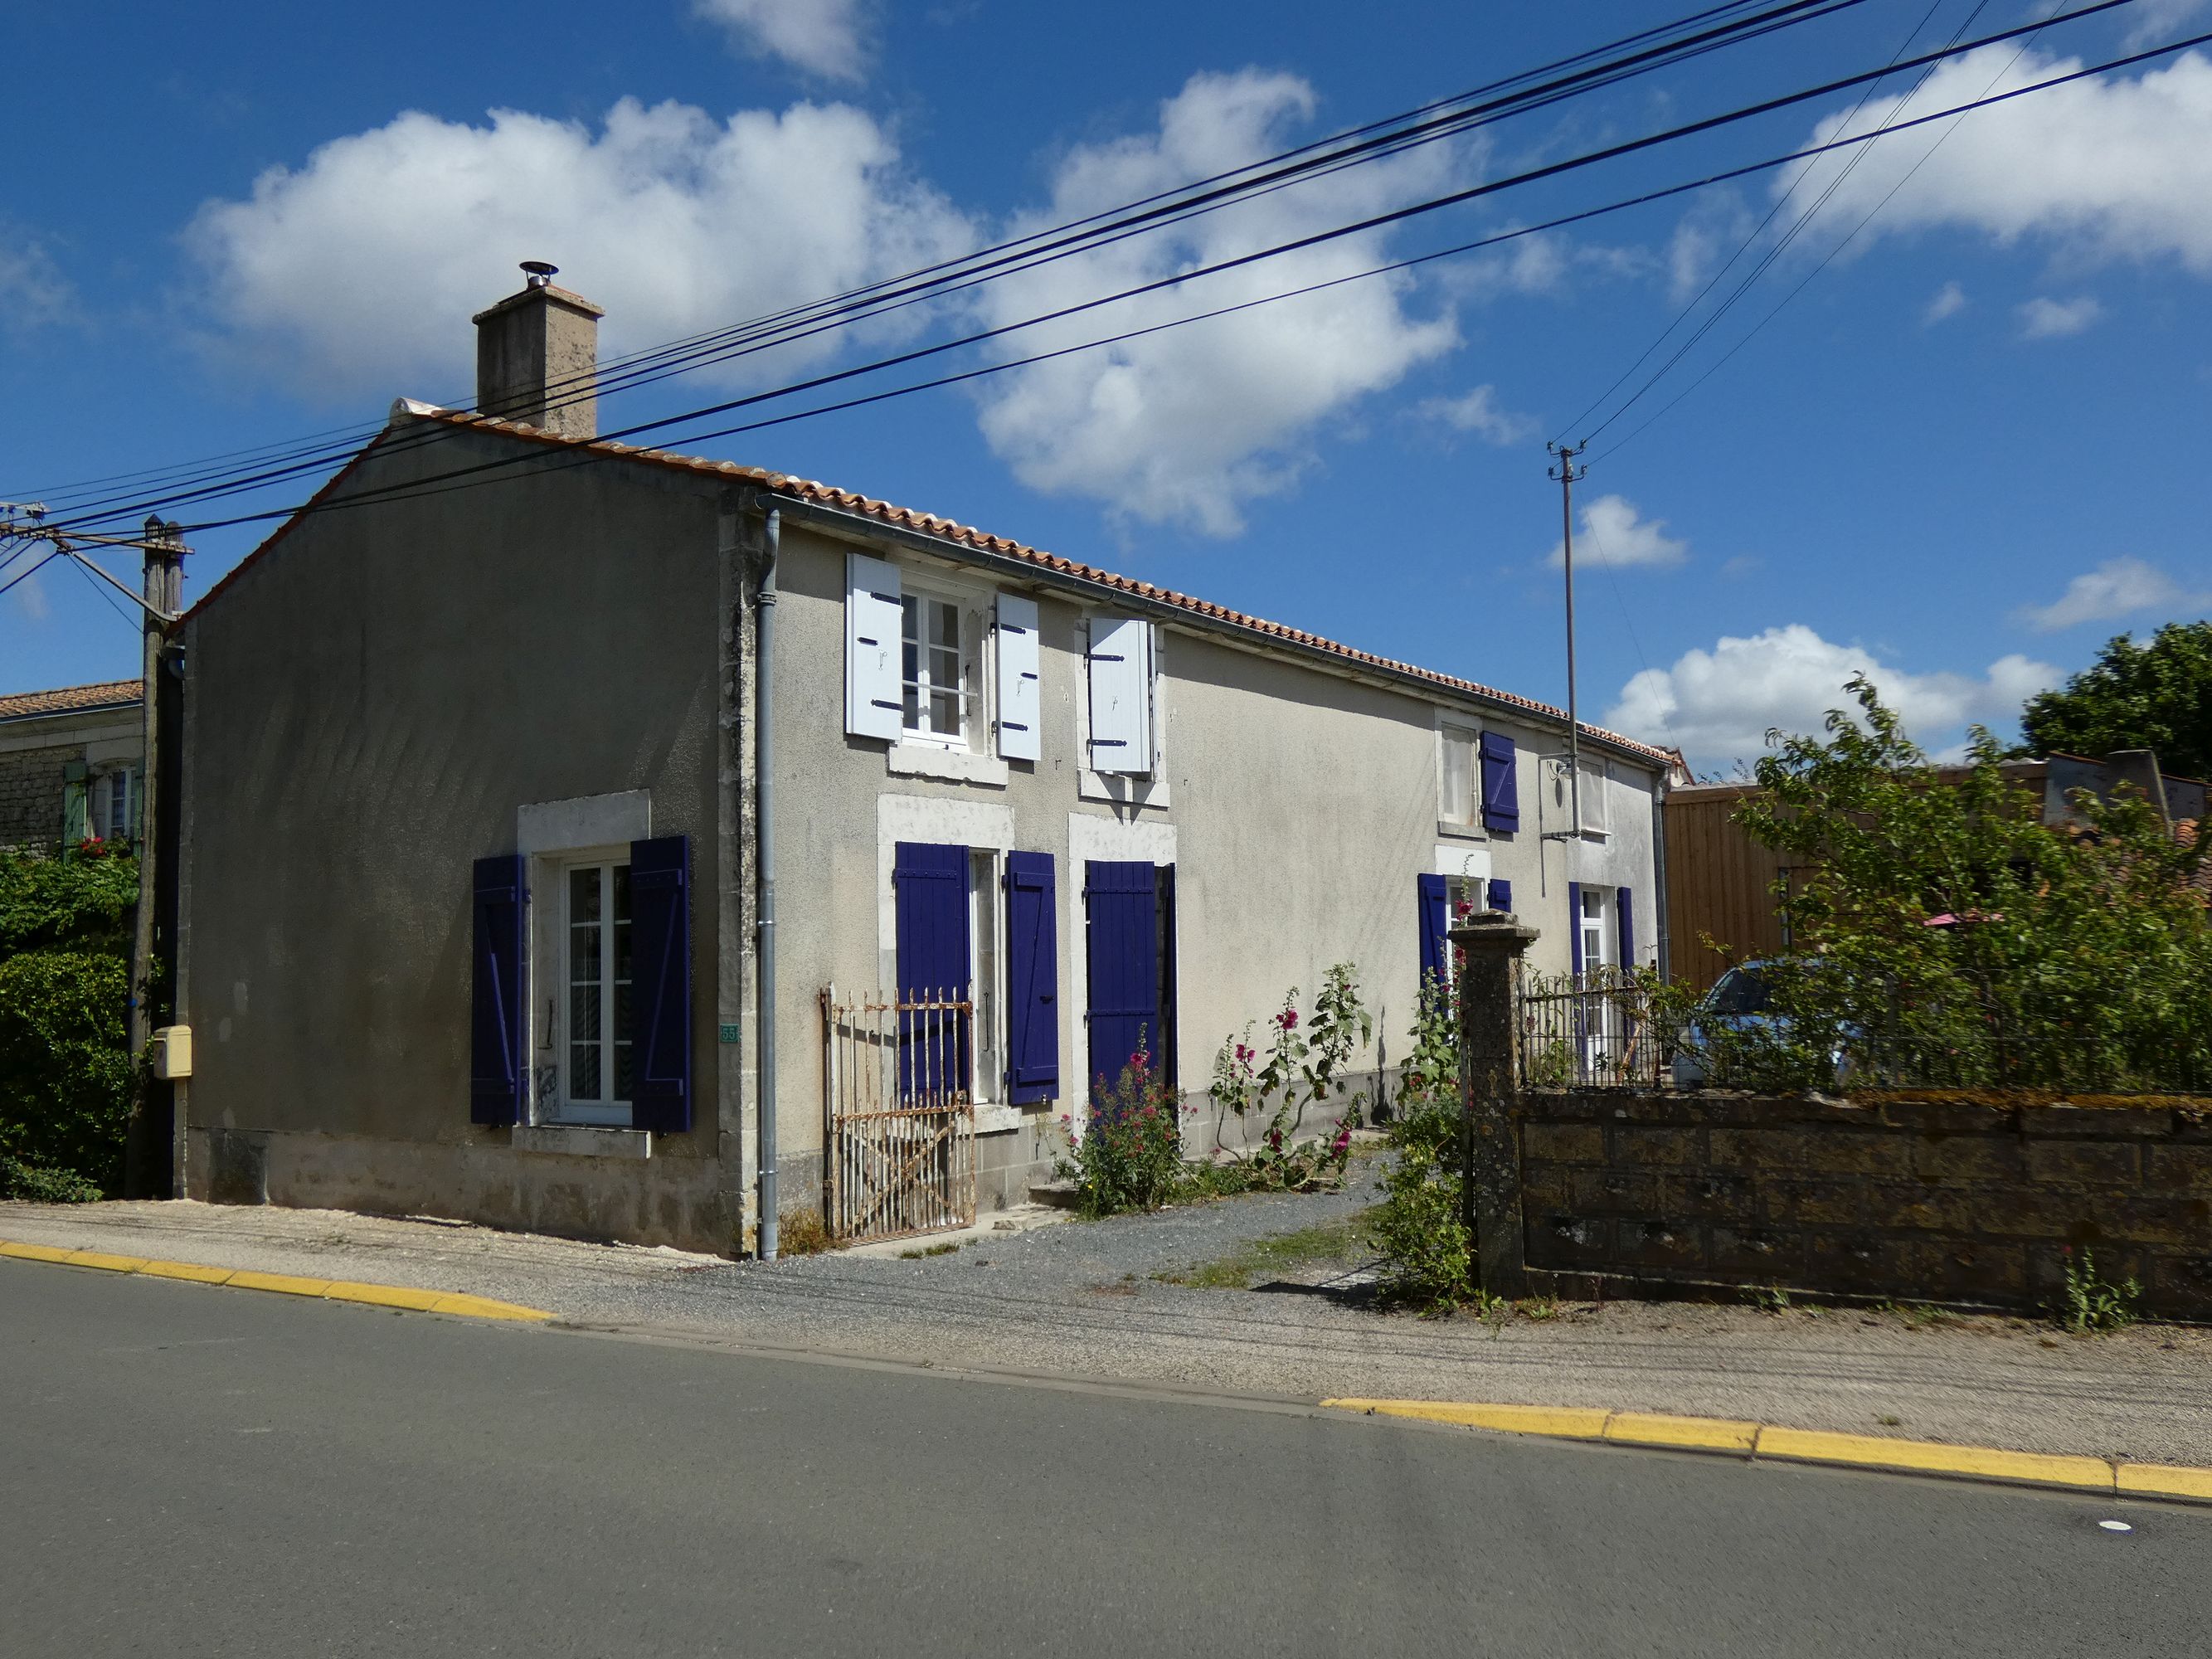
[1517,969,1673,1090]
[820,985,977,1245]
[1511,968,2212,1096]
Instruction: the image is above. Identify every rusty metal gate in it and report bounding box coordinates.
[819,985,977,1244]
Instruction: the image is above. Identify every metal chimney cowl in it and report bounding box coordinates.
[471,261,605,440]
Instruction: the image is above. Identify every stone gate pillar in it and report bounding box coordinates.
[1451,911,1539,1299]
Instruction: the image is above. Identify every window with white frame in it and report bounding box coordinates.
[557,857,634,1124]
[1438,727,1477,829]
[1579,884,1610,973]
[91,768,135,844]
[969,849,1004,1102]
[901,591,975,746]
[1578,758,1610,835]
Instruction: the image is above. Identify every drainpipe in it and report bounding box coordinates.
[1651,775,1671,982]
[756,505,780,1260]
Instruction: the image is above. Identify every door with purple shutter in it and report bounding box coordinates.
[470,854,526,1126]
[1417,873,1449,990]
[629,834,693,1134]
[895,841,971,1101]
[1084,860,1159,1103]
[1004,853,1059,1104]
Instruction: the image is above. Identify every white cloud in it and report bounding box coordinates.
[2015,557,2212,630]
[694,0,873,80]
[188,97,971,401]
[967,70,1463,536]
[2018,294,2102,338]
[1417,384,1537,445]
[5,567,49,623]
[1781,46,2212,274]
[2123,0,2209,51]
[1545,494,1686,570]
[1603,623,2059,771]
[1923,280,1966,324]
[0,234,75,333]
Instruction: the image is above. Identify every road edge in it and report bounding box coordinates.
[1323,1398,2212,1506]
[0,1238,552,1322]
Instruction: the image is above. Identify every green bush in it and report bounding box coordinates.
[1055,1044,1188,1218]
[1368,975,1473,1312]
[0,950,134,1199]
[0,848,139,1201]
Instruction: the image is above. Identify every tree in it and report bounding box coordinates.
[1733,678,2212,1092]
[2020,620,2212,781]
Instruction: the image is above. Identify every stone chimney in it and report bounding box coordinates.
[471,261,604,439]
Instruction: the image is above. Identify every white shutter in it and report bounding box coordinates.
[844,551,903,742]
[994,593,1041,761]
[1087,615,1153,774]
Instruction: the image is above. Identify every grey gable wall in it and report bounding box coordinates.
[178,426,730,1246]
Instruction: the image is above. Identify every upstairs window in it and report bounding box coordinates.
[902,594,971,745]
[1439,727,1477,829]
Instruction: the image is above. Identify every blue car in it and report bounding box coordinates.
[1670,961,1855,1087]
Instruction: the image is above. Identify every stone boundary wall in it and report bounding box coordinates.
[1517,1089,2212,1319]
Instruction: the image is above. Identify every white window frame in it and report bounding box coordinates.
[533,844,637,1129]
[91,767,134,844]
[1437,722,1480,834]
[1579,884,1611,973]
[897,570,994,756]
[1578,757,1611,838]
[968,848,1007,1105]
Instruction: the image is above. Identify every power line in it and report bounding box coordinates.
[17,0,1880,529]
[163,22,2210,542]
[1581,0,2000,445]
[32,0,2159,542]
[1602,22,2049,457]
[1559,0,1957,441]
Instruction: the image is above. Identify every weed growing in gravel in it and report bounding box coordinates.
[2056,1248,2141,1335]
[775,1209,832,1257]
[899,1240,961,1259]
[1156,1212,1374,1290]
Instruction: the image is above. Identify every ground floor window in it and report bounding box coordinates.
[559,859,634,1123]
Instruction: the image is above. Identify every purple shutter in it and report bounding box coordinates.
[1567,881,1584,977]
[1617,887,1636,972]
[630,834,693,1134]
[1004,852,1059,1104]
[1486,878,1512,914]
[1417,873,1448,987]
[895,842,970,1099]
[1479,732,1519,832]
[1084,860,1158,1094]
[469,854,526,1126]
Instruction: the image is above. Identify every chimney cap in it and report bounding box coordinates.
[520,260,559,288]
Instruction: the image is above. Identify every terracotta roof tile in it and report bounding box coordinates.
[201,406,1673,766]
[0,678,142,722]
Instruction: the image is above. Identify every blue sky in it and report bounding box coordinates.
[5,0,2210,772]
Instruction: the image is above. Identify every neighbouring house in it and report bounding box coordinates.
[169,267,1669,1254]
[0,679,143,853]
[1664,751,2210,991]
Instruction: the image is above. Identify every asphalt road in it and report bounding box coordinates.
[6,1261,2208,1658]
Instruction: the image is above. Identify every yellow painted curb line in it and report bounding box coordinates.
[0,1237,551,1323]
[1322,1398,2212,1506]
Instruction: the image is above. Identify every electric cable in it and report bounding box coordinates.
[13,0,1878,524]
[158,21,2209,542]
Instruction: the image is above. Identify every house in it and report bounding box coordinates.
[0,679,143,853]
[168,268,1669,1254]
[1665,751,2210,990]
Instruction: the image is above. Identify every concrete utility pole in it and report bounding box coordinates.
[1546,441,1587,845]
[0,505,188,1195]
[127,518,188,1196]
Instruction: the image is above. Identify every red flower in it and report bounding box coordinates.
[1276,1008,1299,1032]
